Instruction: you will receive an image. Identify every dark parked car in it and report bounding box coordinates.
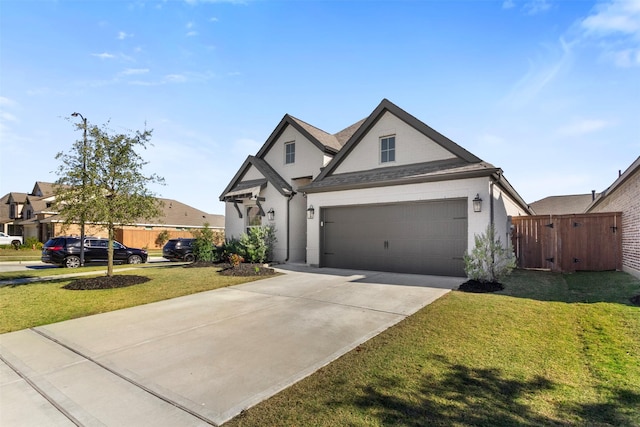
[41,236,148,268]
[162,238,196,262]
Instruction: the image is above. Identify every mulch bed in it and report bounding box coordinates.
[184,261,276,277]
[63,275,150,290]
[457,279,504,293]
[631,294,640,306]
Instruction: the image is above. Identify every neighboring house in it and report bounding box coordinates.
[0,192,28,235]
[529,192,599,215]
[221,99,532,276]
[2,181,224,248]
[586,156,640,278]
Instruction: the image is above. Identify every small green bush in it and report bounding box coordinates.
[222,238,245,262]
[464,224,516,283]
[191,223,217,262]
[23,237,43,250]
[155,230,170,248]
[240,226,277,263]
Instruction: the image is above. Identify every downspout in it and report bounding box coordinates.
[285,192,295,262]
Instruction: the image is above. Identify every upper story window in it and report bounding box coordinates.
[285,142,295,164]
[380,136,396,163]
[9,204,16,219]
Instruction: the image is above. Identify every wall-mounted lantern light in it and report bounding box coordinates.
[307,205,315,219]
[472,194,483,213]
[267,208,275,221]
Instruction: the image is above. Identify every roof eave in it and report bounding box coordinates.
[302,168,497,194]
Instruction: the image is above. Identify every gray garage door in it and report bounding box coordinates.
[321,199,467,276]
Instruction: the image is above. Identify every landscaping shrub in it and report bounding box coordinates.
[155,230,170,248]
[191,223,218,262]
[23,237,43,250]
[464,224,515,283]
[240,226,277,263]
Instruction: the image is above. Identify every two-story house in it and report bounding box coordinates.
[221,99,532,276]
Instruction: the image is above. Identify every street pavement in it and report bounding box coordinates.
[0,264,464,426]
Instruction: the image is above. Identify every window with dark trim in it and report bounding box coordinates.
[246,206,262,232]
[380,136,396,163]
[285,142,295,164]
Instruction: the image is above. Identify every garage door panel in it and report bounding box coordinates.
[321,199,467,277]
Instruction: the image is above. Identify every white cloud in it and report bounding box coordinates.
[0,112,18,122]
[606,47,640,66]
[186,31,198,37]
[502,38,573,108]
[165,74,187,83]
[91,52,116,60]
[577,0,640,67]
[581,0,640,35]
[557,118,611,136]
[209,17,219,22]
[0,96,16,107]
[524,0,551,15]
[502,0,515,10]
[117,31,133,40]
[120,68,150,75]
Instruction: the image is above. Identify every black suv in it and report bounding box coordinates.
[41,236,148,268]
[162,238,196,262]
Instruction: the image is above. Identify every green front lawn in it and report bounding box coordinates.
[226,270,640,426]
[0,266,263,333]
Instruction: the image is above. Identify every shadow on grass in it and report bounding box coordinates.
[499,270,640,306]
[350,355,640,426]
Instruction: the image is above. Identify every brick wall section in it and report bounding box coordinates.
[590,168,640,277]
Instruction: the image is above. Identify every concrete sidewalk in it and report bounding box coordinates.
[0,266,464,426]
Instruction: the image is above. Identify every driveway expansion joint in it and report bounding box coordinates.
[29,328,219,427]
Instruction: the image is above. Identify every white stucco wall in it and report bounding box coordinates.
[334,112,456,174]
[490,182,530,248]
[263,126,327,181]
[305,177,493,267]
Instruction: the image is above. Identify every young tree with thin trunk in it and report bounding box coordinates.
[54,119,164,276]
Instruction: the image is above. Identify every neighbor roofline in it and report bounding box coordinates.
[586,155,640,212]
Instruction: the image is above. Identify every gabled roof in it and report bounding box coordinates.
[254,114,363,159]
[0,194,11,223]
[6,192,28,204]
[153,198,224,228]
[314,99,482,182]
[587,155,640,212]
[219,155,293,201]
[34,199,224,228]
[32,182,56,197]
[25,195,55,214]
[530,193,598,215]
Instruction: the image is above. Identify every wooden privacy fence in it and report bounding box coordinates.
[115,228,224,250]
[511,212,622,273]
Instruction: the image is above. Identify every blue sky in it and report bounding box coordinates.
[1,0,638,215]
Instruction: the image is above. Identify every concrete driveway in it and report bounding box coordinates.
[0,265,464,426]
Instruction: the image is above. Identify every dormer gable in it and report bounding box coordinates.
[32,181,56,198]
[316,99,482,180]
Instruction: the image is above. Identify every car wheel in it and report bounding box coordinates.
[128,255,143,264]
[64,256,81,268]
[184,253,195,262]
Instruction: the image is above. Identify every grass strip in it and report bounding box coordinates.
[0,266,263,333]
